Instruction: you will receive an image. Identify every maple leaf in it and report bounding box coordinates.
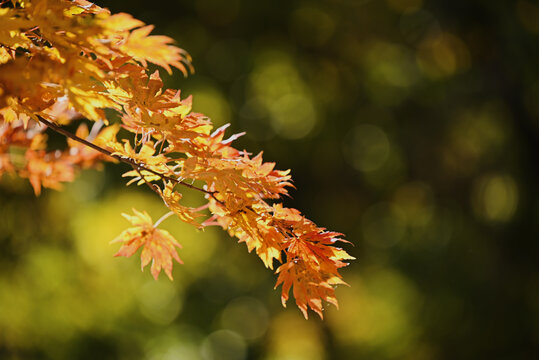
[275,230,353,319]
[207,198,283,269]
[158,182,204,228]
[119,25,192,75]
[103,13,144,32]
[66,122,119,168]
[112,209,183,280]
[23,149,75,196]
[110,140,174,178]
[275,258,345,319]
[270,205,354,319]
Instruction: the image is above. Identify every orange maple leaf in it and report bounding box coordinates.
[23,149,76,196]
[112,209,183,280]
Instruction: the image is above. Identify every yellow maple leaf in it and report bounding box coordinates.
[103,13,144,32]
[119,25,192,75]
[112,209,183,280]
[159,182,204,228]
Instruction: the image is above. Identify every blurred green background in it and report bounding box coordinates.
[1,0,539,358]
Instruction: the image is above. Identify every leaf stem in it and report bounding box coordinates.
[153,211,175,228]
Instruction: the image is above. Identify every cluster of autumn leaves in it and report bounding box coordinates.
[0,0,353,318]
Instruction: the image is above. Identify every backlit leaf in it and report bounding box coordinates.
[112,209,183,280]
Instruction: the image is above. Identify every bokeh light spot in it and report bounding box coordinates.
[386,0,424,14]
[248,50,317,139]
[289,6,336,47]
[145,325,204,360]
[416,32,470,79]
[516,1,539,33]
[270,93,316,139]
[205,40,246,81]
[239,97,275,141]
[138,279,183,325]
[472,174,519,223]
[200,330,246,360]
[189,81,231,128]
[392,182,435,227]
[327,270,421,356]
[363,41,419,105]
[399,10,440,44]
[443,103,510,176]
[220,297,269,341]
[195,0,240,26]
[365,42,418,88]
[266,312,324,360]
[343,124,391,172]
[362,202,406,248]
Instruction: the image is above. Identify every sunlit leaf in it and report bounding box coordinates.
[112,209,183,280]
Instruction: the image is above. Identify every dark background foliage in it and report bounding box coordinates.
[1,0,538,359]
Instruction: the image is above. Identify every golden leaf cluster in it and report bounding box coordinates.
[0,0,353,319]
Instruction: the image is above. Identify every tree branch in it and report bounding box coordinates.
[36,115,215,197]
